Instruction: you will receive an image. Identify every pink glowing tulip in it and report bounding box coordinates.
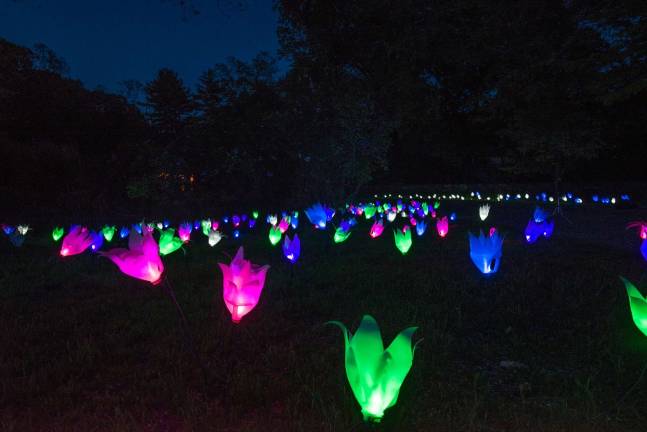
[60,225,93,257]
[100,229,164,285]
[370,220,385,238]
[278,217,290,234]
[627,221,647,240]
[218,247,270,323]
[436,216,448,238]
[489,227,497,237]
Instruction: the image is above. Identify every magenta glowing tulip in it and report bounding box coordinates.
[436,216,448,238]
[100,229,164,285]
[627,221,647,240]
[370,220,385,238]
[178,222,192,242]
[278,218,290,234]
[60,225,93,257]
[218,247,270,323]
[489,227,497,237]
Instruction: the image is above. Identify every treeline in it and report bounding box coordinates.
[1,0,645,217]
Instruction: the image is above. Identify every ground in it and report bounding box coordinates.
[1,201,646,431]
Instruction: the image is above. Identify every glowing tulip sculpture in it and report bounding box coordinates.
[641,239,647,262]
[1,224,14,235]
[268,214,278,226]
[436,216,448,238]
[201,219,212,236]
[468,230,503,275]
[525,217,554,243]
[102,225,116,242]
[479,204,490,221]
[627,221,647,240]
[178,222,192,242]
[328,315,418,422]
[16,225,29,235]
[208,229,223,247]
[524,219,544,244]
[52,226,65,241]
[158,228,183,256]
[305,203,331,229]
[218,247,270,323]
[278,217,290,234]
[394,227,412,255]
[334,226,352,243]
[269,226,282,246]
[370,220,385,238]
[282,234,300,263]
[7,230,25,247]
[100,229,164,284]
[533,206,550,223]
[364,204,376,219]
[387,211,397,223]
[119,226,129,239]
[620,277,647,337]
[89,231,104,252]
[416,220,427,236]
[60,225,94,256]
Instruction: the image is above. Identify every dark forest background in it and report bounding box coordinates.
[1,0,645,217]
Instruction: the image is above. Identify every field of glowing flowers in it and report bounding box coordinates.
[1,192,646,431]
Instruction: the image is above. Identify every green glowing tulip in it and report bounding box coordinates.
[364,205,376,219]
[433,201,440,209]
[621,277,647,337]
[252,211,259,219]
[102,225,116,242]
[158,228,183,256]
[201,219,211,236]
[329,315,418,422]
[334,227,351,243]
[421,202,429,215]
[269,226,282,246]
[52,226,64,241]
[393,228,412,255]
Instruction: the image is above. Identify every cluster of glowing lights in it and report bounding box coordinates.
[329,315,417,422]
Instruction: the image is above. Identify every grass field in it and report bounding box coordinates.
[1,201,646,431]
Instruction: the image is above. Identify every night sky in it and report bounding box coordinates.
[0,0,281,91]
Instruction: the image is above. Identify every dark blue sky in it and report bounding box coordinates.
[0,0,281,91]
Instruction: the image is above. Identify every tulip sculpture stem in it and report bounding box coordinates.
[162,277,213,391]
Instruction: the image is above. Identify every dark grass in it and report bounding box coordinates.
[1,202,646,431]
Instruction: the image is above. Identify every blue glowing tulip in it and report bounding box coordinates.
[7,230,25,247]
[641,239,647,262]
[283,234,300,264]
[2,224,15,235]
[119,226,130,239]
[415,220,427,236]
[469,230,503,274]
[306,203,332,229]
[533,206,550,223]
[90,231,104,252]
